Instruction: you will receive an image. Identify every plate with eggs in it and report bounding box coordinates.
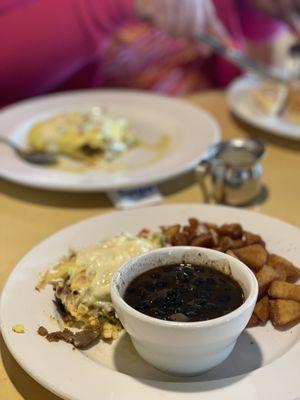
[0,90,220,192]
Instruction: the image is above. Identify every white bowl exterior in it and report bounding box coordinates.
[111,247,258,375]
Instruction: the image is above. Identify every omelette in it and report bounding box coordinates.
[28,107,139,164]
[37,233,163,340]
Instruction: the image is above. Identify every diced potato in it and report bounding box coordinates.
[171,232,189,246]
[256,265,281,298]
[246,313,259,328]
[254,296,269,322]
[190,233,214,247]
[234,244,267,272]
[219,224,243,239]
[270,299,300,326]
[161,224,181,239]
[226,249,238,259]
[268,281,300,302]
[269,264,288,282]
[268,254,300,281]
[244,231,265,247]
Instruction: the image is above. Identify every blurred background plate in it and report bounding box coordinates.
[227,75,300,140]
[0,90,220,192]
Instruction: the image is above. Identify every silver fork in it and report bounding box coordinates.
[0,136,58,165]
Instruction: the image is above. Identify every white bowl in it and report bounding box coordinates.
[111,246,258,376]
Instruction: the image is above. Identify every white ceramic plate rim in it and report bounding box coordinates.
[1,204,299,400]
[227,75,300,140]
[0,90,220,191]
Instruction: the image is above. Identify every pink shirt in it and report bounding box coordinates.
[0,0,281,107]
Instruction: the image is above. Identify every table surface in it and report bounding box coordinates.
[1,90,299,400]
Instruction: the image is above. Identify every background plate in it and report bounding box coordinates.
[0,90,220,191]
[227,75,300,140]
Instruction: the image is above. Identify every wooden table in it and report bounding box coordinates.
[1,91,299,400]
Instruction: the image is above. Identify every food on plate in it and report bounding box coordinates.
[285,84,300,124]
[36,232,162,346]
[247,313,259,327]
[38,217,300,348]
[158,218,300,328]
[268,281,300,302]
[38,326,104,348]
[252,83,288,116]
[256,265,281,298]
[268,253,300,281]
[252,81,300,124]
[269,299,300,326]
[37,326,48,336]
[254,296,269,322]
[28,107,139,164]
[124,263,244,322]
[12,324,25,334]
[233,244,267,272]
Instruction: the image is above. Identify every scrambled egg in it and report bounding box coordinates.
[12,324,25,334]
[37,233,162,330]
[28,107,139,163]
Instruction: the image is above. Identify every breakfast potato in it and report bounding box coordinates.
[256,265,281,297]
[162,224,181,240]
[269,264,289,282]
[190,233,215,247]
[233,244,267,272]
[247,313,259,327]
[254,296,269,322]
[171,232,189,246]
[188,218,199,228]
[218,236,235,252]
[244,231,265,247]
[226,249,238,259]
[267,254,300,281]
[270,299,300,326]
[208,229,219,247]
[268,281,300,302]
[219,223,243,239]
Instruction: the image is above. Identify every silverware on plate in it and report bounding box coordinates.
[0,136,58,165]
[197,34,289,84]
[195,138,266,206]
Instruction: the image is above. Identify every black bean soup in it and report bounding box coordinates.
[124,263,244,322]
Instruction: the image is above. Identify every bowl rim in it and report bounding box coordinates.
[111,246,258,329]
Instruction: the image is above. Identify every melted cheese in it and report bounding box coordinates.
[38,233,161,325]
[70,233,159,305]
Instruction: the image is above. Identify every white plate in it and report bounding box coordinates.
[1,204,299,400]
[0,90,220,191]
[227,75,300,140]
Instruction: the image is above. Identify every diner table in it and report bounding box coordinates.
[1,90,300,400]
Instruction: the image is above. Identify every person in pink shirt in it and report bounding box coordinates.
[0,0,299,107]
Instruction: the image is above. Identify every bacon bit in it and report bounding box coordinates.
[37,326,48,337]
[139,228,150,236]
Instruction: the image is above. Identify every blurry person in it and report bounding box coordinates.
[0,0,299,107]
